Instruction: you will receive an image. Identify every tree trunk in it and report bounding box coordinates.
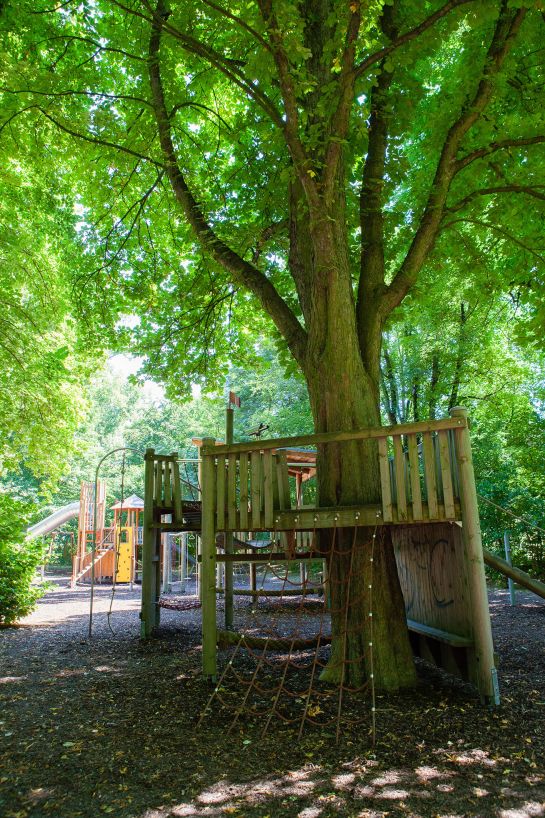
[301,260,416,691]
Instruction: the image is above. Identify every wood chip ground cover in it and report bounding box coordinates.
[0,575,544,818]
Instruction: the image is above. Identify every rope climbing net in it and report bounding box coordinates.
[199,524,380,744]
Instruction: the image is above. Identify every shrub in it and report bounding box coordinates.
[0,495,46,625]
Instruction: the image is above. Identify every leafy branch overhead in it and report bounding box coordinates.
[1,0,544,391]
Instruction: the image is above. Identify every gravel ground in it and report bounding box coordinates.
[0,573,544,818]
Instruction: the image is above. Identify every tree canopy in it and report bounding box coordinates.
[2,1,544,397]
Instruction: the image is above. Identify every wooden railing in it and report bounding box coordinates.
[201,413,467,530]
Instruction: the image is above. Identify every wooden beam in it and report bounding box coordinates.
[406,618,473,648]
[201,438,217,680]
[483,548,545,601]
[216,586,323,596]
[217,630,331,650]
[451,407,497,704]
[216,551,316,563]
[141,449,157,638]
[206,416,467,456]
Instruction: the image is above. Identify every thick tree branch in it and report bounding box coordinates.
[448,184,545,212]
[456,135,545,171]
[111,0,282,127]
[255,0,320,210]
[354,0,475,80]
[322,2,361,199]
[148,1,307,364]
[382,2,526,317]
[356,64,394,356]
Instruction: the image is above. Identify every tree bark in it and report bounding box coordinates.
[299,251,415,690]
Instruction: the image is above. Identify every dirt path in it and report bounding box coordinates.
[1,576,544,818]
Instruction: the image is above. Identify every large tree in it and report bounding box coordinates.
[3,0,545,689]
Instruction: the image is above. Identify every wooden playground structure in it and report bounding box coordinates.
[140,407,500,704]
[71,484,144,586]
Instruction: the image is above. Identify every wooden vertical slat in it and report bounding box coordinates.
[272,454,280,510]
[216,456,226,530]
[407,434,423,520]
[422,432,438,518]
[163,459,172,507]
[448,429,461,499]
[239,453,249,529]
[438,430,456,518]
[276,450,291,510]
[263,450,274,529]
[378,437,393,523]
[393,435,408,521]
[172,457,182,523]
[251,451,262,529]
[434,433,443,501]
[227,453,237,530]
[154,460,162,507]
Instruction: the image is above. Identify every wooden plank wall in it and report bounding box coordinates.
[393,523,472,639]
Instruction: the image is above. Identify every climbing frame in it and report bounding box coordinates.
[141,408,498,703]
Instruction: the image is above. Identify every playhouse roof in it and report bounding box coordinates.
[110,494,144,510]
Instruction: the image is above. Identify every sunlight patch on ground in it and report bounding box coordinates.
[498,803,545,818]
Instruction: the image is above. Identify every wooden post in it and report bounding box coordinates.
[450,407,498,703]
[162,530,172,594]
[197,445,203,601]
[201,438,217,680]
[250,562,258,609]
[180,533,187,593]
[504,531,516,606]
[224,408,234,629]
[140,449,156,638]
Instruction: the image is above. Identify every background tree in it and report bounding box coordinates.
[3,0,545,688]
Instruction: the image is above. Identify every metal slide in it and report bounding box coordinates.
[26,502,80,539]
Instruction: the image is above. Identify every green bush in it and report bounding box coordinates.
[0,495,46,625]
